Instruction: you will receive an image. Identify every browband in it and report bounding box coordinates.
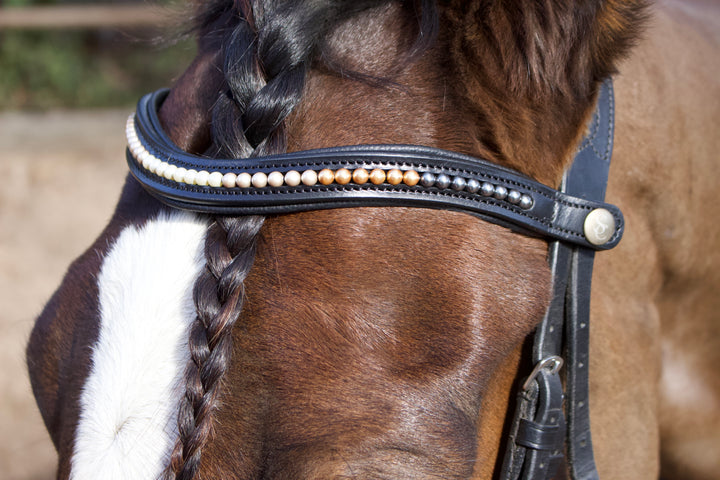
[126,86,623,250]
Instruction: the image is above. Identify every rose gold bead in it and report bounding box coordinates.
[387,169,403,185]
[403,170,420,186]
[335,168,352,185]
[318,168,334,185]
[369,168,386,185]
[352,168,369,184]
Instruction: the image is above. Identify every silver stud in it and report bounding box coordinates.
[519,194,534,210]
[451,176,467,191]
[420,172,435,187]
[493,185,508,200]
[583,208,616,245]
[481,182,494,196]
[435,174,451,189]
[466,179,480,193]
[507,190,522,204]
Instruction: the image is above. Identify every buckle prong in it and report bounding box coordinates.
[523,356,564,392]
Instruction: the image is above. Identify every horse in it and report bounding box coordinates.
[26,0,720,478]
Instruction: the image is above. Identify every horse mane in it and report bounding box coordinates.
[165,1,438,478]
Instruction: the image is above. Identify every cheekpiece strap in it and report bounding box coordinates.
[125,88,623,250]
[501,78,615,480]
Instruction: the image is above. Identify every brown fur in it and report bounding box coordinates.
[27,0,720,478]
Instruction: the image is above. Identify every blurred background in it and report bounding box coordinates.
[0,1,195,478]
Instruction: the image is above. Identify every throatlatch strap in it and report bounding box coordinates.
[500,78,614,480]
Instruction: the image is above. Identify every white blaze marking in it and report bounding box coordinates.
[71,211,207,480]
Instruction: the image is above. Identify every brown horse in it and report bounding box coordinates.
[26,0,719,478]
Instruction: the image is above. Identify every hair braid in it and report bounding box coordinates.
[165,1,439,478]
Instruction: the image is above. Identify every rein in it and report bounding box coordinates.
[125,79,620,480]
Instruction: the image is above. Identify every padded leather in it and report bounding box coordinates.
[126,88,623,250]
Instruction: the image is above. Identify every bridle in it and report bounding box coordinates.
[125,78,620,480]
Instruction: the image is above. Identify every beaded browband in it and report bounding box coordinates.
[126,88,623,250]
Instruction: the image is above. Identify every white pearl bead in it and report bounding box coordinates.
[195,170,210,186]
[252,172,268,188]
[183,169,198,185]
[222,172,237,188]
[208,171,223,187]
[236,172,252,188]
[155,162,169,177]
[285,170,301,186]
[173,167,187,183]
[141,155,152,170]
[301,170,318,186]
[268,171,284,187]
[148,156,160,173]
[164,164,178,180]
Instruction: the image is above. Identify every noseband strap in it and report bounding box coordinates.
[126,79,618,480]
[126,87,623,251]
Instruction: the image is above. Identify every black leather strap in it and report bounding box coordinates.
[126,88,623,250]
[501,78,614,480]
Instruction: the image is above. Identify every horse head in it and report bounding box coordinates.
[28,1,651,478]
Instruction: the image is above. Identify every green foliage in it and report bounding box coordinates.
[0,29,196,109]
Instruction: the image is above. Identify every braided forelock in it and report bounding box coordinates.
[167,1,440,478]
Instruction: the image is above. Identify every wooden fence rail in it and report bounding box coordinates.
[0,5,174,29]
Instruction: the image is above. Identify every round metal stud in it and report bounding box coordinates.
[335,168,352,185]
[519,194,534,210]
[318,169,335,185]
[435,174,451,189]
[387,169,403,185]
[420,172,435,188]
[583,208,616,246]
[451,176,467,191]
[493,185,508,200]
[507,189,522,204]
[480,182,494,196]
[466,178,480,194]
[403,170,420,186]
[352,168,369,184]
[369,169,386,185]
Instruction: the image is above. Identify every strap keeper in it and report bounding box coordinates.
[517,418,563,451]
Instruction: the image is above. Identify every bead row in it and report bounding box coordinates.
[418,172,533,209]
[126,114,533,209]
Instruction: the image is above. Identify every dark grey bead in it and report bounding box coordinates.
[494,185,508,200]
[466,179,480,193]
[420,172,435,188]
[480,182,494,196]
[451,176,467,191]
[507,189,522,204]
[519,194,534,210]
[435,174,451,189]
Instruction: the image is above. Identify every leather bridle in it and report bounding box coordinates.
[126,79,620,480]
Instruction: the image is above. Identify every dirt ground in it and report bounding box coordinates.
[0,109,130,480]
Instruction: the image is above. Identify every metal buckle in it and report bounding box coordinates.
[522,356,563,392]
